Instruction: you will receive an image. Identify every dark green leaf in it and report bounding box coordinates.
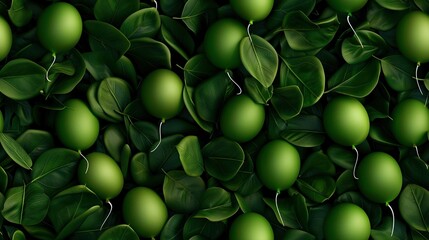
[8,0,32,27]
[234,191,266,214]
[281,114,325,147]
[282,229,316,240]
[180,0,218,34]
[400,156,429,189]
[120,7,161,39]
[264,194,309,229]
[130,152,163,187]
[12,230,26,240]
[367,1,405,31]
[335,170,357,195]
[98,224,139,240]
[182,217,226,240]
[176,135,204,177]
[160,214,187,240]
[244,77,273,104]
[128,121,158,152]
[120,144,131,178]
[374,0,411,10]
[399,184,429,232]
[111,56,138,89]
[379,55,417,92]
[0,165,7,193]
[97,77,132,122]
[300,150,336,178]
[160,15,195,60]
[194,187,239,222]
[308,204,330,239]
[183,54,218,87]
[371,217,408,240]
[128,37,171,74]
[82,51,113,81]
[327,145,355,169]
[265,0,316,30]
[0,133,32,170]
[271,85,303,121]
[87,82,117,122]
[14,129,54,161]
[336,191,383,227]
[23,224,56,240]
[341,30,387,64]
[297,176,336,203]
[160,0,186,16]
[93,0,139,26]
[103,124,126,162]
[183,86,214,133]
[149,134,183,172]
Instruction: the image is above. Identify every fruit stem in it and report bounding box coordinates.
[352,145,359,180]
[415,62,424,95]
[226,70,242,95]
[386,202,395,237]
[46,52,56,82]
[414,145,429,169]
[247,21,253,44]
[275,190,285,226]
[100,200,113,231]
[346,14,363,48]
[150,120,164,152]
[79,150,90,174]
[153,0,158,10]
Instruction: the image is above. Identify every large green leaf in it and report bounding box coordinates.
[14,129,54,161]
[128,121,158,152]
[103,124,126,162]
[300,150,336,178]
[240,35,278,88]
[281,114,325,147]
[341,30,387,64]
[130,152,163,187]
[244,77,273,104]
[160,214,187,240]
[8,0,32,27]
[120,7,161,39]
[194,187,239,222]
[297,176,336,203]
[93,0,139,26]
[183,86,214,133]
[179,0,217,34]
[379,55,416,92]
[176,135,204,177]
[271,85,303,121]
[148,134,183,172]
[160,15,195,60]
[97,77,132,122]
[265,0,316,30]
[264,194,309,229]
[183,54,218,87]
[399,184,429,232]
[127,37,171,74]
[0,133,32,170]
[97,224,139,240]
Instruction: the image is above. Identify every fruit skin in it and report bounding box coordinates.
[140,69,184,120]
[326,0,368,13]
[229,212,274,240]
[357,152,402,203]
[0,16,12,61]
[229,0,274,22]
[55,98,99,151]
[323,96,370,147]
[203,18,247,69]
[0,110,3,132]
[220,94,265,143]
[37,2,82,54]
[122,187,168,238]
[77,152,124,200]
[256,139,300,191]
[324,203,371,240]
[390,98,429,147]
[396,11,429,64]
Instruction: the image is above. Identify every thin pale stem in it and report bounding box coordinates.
[347,15,363,48]
[79,150,89,174]
[247,21,253,44]
[386,203,395,237]
[275,190,284,226]
[150,120,163,152]
[100,200,113,231]
[153,0,158,10]
[226,70,242,95]
[46,53,56,82]
[415,63,424,95]
[352,145,359,180]
[414,145,429,169]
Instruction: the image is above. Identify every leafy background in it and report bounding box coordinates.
[0,0,429,239]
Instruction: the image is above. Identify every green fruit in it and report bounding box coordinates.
[203,18,247,69]
[37,2,82,54]
[256,139,300,191]
[229,0,274,22]
[220,94,265,143]
[391,98,429,147]
[326,0,368,13]
[122,187,168,238]
[0,110,3,132]
[324,203,371,240]
[77,152,124,200]
[0,16,12,61]
[140,69,184,120]
[229,212,274,240]
[55,98,99,151]
[357,152,402,203]
[323,96,370,146]
[396,11,429,64]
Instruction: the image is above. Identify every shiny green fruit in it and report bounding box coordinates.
[37,2,82,54]
[326,0,368,13]
[122,187,168,238]
[220,94,265,143]
[256,139,300,191]
[324,203,371,240]
[229,0,274,22]
[140,69,184,120]
[357,152,402,203]
[0,16,12,61]
[229,212,274,240]
[77,152,124,200]
[55,98,99,151]
[396,11,429,63]
[323,96,369,146]
[203,18,247,69]
[391,98,429,147]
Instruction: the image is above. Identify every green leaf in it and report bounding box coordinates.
[14,129,54,161]
[8,0,32,27]
[160,15,195,60]
[282,229,316,240]
[149,134,183,172]
[341,30,387,64]
[163,170,206,213]
[0,58,45,100]
[271,85,303,121]
[244,77,273,104]
[265,193,309,229]
[82,51,113,81]
[202,137,245,182]
[379,55,416,92]
[30,148,81,196]
[97,224,139,240]
[234,191,266,214]
[367,1,405,31]
[120,7,161,39]
[12,229,26,240]
[183,86,214,133]
[94,0,140,26]
[183,218,226,240]
[127,37,171,74]
[280,56,325,107]
[103,124,126,162]
[265,0,316,30]
[281,114,325,147]
[335,170,357,196]
[327,144,355,169]
[371,217,408,240]
[374,0,411,10]
[160,214,187,240]
[176,135,204,177]
[194,187,239,222]
[160,0,186,16]
[411,229,429,240]
[0,133,32,170]
[240,35,278,88]
[183,54,218,87]
[121,146,131,179]
[399,184,429,232]
[336,191,383,227]
[400,156,429,189]
[326,59,381,97]
[300,150,336,178]
[180,0,218,34]
[0,165,8,193]
[130,152,163,187]
[296,176,336,203]
[97,77,132,122]
[22,224,56,240]
[128,121,158,152]
[111,56,138,89]
[2,183,50,225]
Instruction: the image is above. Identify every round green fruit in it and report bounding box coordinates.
[0,16,12,61]
[396,11,429,64]
[324,203,371,240]
[391,98,429,147]
[37,2,82,54]
[357,152,402,203]
[323,96,370,146]
[77,152,123,200]
[55,98,99,151]
[140,69,184,120]
[203,18,247,69]
[229,0,274,22]
[256,139,300,191]
[229,212,274,240]
[326,0,368,13]
[122,187,168,238]
[220,94,265,143]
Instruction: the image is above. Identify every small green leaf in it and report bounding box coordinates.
[300,150,336,178]
[127,37,171,74]
[94,0,140,26]
[8,0,32,27]
[160,214,187,240]
[12,229,26,240]
[128,121,158,152]
[176,135,204,177]
[180,0,218,34]
[399,184,429,232]
[244,77,273,104]
[367,2,404,31]
[265,0,316,30]
[374,0,411,10]
[97,77,132,122]
[183,86,214,133]
[103,124,126,162]
[82,51,113,81]
[120,7,161,39]
[160,15,195,60]
[281,114,325,147]
[183,218,226,240]
[0,133,32,170]
[194,187,239,222]
[296,176,336,203]
[327,144,355,169]
[271,85,303,121]
[264,194,309,229]
[98,224,139,240]
[341,30,387,64]
[183,54,218,87]
[379,55,416,92]
[148,134,183,172]
[130,152,163,187]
